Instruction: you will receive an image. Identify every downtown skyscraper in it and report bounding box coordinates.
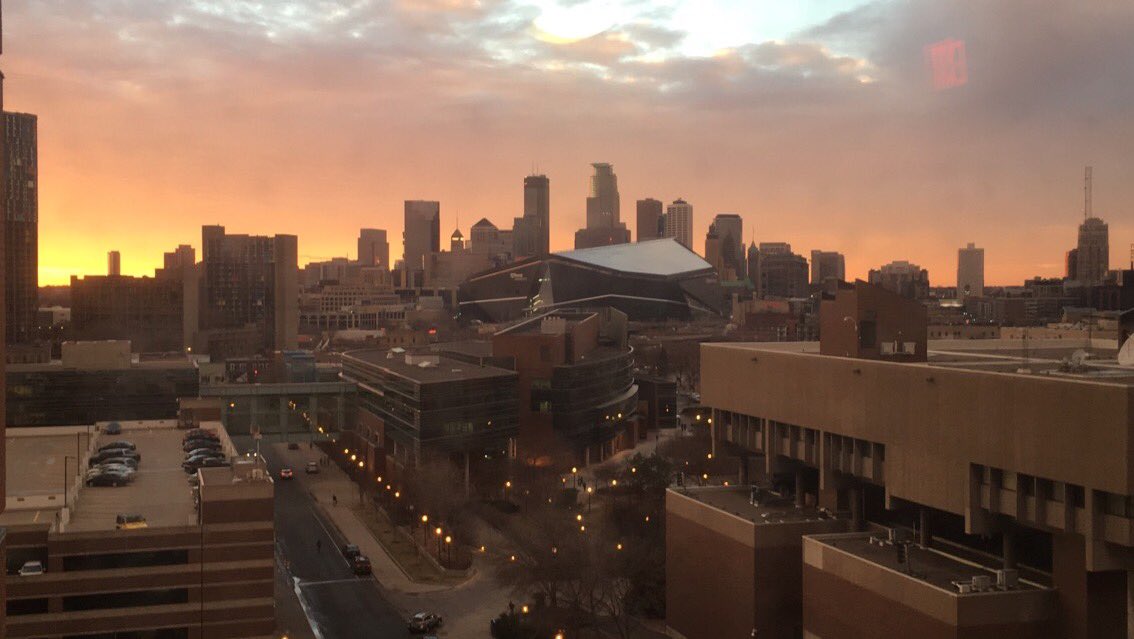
[403,200,440,281]
[358,228,390,269]
[3,111,36,345]
[956,242,984,298]
[575,163,630,249]
[513,174,550,258]
[664,198,694,249]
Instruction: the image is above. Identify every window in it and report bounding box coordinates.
[859,320,877,348]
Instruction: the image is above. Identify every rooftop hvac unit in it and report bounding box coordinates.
[954,582,973,594]
[971,575,992,591]
[996,569,1019,589]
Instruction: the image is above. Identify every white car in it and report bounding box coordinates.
[18,561,44,576]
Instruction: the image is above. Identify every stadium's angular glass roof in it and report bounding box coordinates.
[554,238,712,277]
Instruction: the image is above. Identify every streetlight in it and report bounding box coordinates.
[421,515,429,545]
[444,535,452,567]
[504,480,512,502]
[586,486,593,512]
[435,527,443,558]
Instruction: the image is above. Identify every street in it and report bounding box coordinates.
[264,445,411,639]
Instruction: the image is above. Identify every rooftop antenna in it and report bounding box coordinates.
[1084,165,1093,220]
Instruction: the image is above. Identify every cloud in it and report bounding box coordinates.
[4,0,1132,284]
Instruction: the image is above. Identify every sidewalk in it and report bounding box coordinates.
[272,442,451,596]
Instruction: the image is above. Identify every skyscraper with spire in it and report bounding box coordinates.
[575,163,629,249]
[1076,166,1109,285]
[513,174,550,258]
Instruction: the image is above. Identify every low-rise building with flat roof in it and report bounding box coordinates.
[2,421,274,638]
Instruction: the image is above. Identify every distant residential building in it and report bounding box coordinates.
[198,225,298,358]
[358,228,389,269]
[1076,216,1109,284]
[636,198,663,242]
[4,111,37,345]
[957,242,985,299]
[809,250,845,287]
[403,200,441,279]
[107,250,121,276]
[575,163,628,249]
[513,174,550,258]
[868,260,930,300]
[663,198,693,249]
[751,242,809,299]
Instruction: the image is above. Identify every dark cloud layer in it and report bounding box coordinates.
[5,0,1131,283]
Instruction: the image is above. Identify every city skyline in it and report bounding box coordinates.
[6,0,1133,285]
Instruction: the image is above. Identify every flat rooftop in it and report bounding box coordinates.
[673,486,833,525]
[344,349,516,383]
[811,532,1047,595]
[3,421,236,532]
[711,339,1134,386]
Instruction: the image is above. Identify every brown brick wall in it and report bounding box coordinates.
[667,509,755,639]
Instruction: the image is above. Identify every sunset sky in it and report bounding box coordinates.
[6,0,1132,286]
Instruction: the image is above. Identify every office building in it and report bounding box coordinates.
[2,423,275,638]
[867,260,930,300]
[107,250,121,276]
[4,112,36,346]
[513,175,550,259]
[341,349,519,474]
[575,163,629,249]
[750,243,809,299]
[6,341,199,426]
[1076,217,1109,285]
[70,273,184,352]
[423,227,494,289]
[470,218,513,262]
[704,214,743,280]
[198,225,298,358]
[492,308,639,466]
[636,198,663,242]
[957,242,985,299]
[403,200,441,279]
[358,228,389,269]
[663,199,694,249]
[809,250,846,287]
[458,238,724,322]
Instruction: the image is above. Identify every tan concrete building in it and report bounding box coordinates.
[697,335,1134,639]
[2,422,274,638]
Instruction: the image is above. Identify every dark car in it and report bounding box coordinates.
[105,422,122,435]
[351,555,372,576]
[183,440,222,453]
[342,544,361,560]
[86,471,131,487]
[92,449,141,464]
[98,441,136,452]
[408,612,442,633]
[287,441,300,450]
[100,456,139,470]
[183,457,230,473]
[184,448,225,459]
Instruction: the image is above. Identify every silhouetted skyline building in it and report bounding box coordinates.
[576,163,629,249]
[663,198,694,249]
[107,250,120,276]
[868,259,930,300]
[809,250,845,287]
[636,198,663,242]
[1076,216,1109,285]
[513,174,550,258]
[957,242,984,298]
[198,225,298,357]
[4,111,36,345]
[706,213,743,279]
[403,200,440,278]
[751,242,809,298]
[358,228,389,269]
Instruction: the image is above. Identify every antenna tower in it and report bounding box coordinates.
[1084,165,1093,219]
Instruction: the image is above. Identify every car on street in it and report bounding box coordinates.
[278,468,294,480]
[18,561,44,576]
[115,513,148,529]
[351,555,372,576]
[408,612,443,633]
[86,471,131,487]
[305,461,319,474]
[342,544,361,559]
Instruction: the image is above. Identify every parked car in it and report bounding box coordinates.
[408,612,443,633]
[278,468,294,480]
[98,441,136,452]
[92,449,140,464]
[18,561,44,576]
[115,513,148,529]
[87,464,135,480]
[342,544,361,560]
[86,471,131,487]
[305,461,319,474]
[105,422,122,435]
[183,457,230,473]
[351,555,372,576]
[99,457,139,470]
[183,429,219,441]
[185,447,225,459]
[183,439,222,453]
